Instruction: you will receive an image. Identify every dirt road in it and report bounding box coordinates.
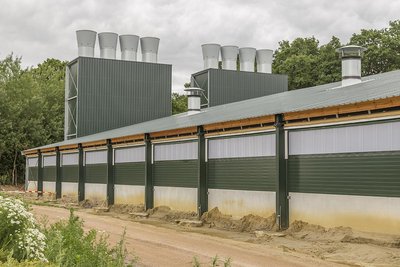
[31,205,339,267]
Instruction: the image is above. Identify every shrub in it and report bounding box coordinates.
[43,210,133,267]
[0,196,47,262]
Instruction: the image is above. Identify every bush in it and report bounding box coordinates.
[0,196,47,262]
[43,210,133,267]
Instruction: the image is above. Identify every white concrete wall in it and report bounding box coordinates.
[114,185,145,205]
[61,182,78,198]
[85,183,107,202]
[154,186,197,212]
[43,181,56,194]
[208,189,276,218]
[26,180,37,192]
[289,192,400,234]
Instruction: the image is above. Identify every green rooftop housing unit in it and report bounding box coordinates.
[191,68,288,108]
[65,57,172,139]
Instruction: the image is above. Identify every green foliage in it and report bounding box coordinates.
[191,255,231,267]
[0,55,67,185]
[42,210,133,267]
[273,20,400,90]
[172,93,188,115]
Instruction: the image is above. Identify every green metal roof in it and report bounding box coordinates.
[28,70,400,152]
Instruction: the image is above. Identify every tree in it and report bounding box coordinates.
[172,93,187,115]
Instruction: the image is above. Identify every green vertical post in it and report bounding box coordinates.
[106,139,114,206]
[78,144,85,202]
[197,126,208,217]
[275,114,289,230]
[55,147,62,199]
[37,151,43,197]
[144,133,154,210]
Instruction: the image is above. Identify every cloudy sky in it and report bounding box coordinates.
[1,0,399,92]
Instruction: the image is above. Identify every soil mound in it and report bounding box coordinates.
[110,204,144,214]
[237,213,277,232]
[148,206,197,222]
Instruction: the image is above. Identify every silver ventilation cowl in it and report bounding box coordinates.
[256,49,273,73]
[119,35,139,61]
[76,30,97,57]
[140,37,160,63]
[336,45,367,87]
[201,44,221,69]
[184,87,204,114]
[98,32,118,59]
[239,47,256,72]
[221,45,238,70]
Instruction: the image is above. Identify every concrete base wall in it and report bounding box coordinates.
[114,185,145,205]
[208,189,276,218]
[85,183,107,202]
[26,181,37,192]
[61,182,78,198]
[43,181,56,194]
[289,192,400,234]
[154,186,197,212]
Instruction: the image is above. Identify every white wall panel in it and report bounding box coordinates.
[43,155,56,166]
[154,186,197,212]
[85,150,107,164]
[154,141,197,161]
[27,157,38,167]
[208,134,275,159]
[62,153,78,166]
[114,146,145,163]
[289,121,400,155]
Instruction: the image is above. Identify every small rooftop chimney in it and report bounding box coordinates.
[239,47,256,72]
[140,37,160,63]
[221,45,238,70]
[256,49,273,74]
[184,87,204,114]
[98,32,118,59]
[119,35,139,61]
[336,45,367,87]
[76,30,97,57]
[202,44,220,69]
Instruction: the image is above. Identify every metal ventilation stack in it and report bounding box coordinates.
[336,45,367,87]
[201,43,220,69]
[221,45,238,70]
[98,32,118,59]
[256,49,273,73]
[76,30,97,57]
[239,47,256,72]
[119,35,139,61]
[140,37,160,63]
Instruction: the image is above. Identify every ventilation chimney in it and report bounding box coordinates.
[184,87,204,114]
[201,44,220,69]
[239,47,256,72]
[76,30,97,57]
[140,37,160,63]
[256,49,273,73]
[221,45,238,70]
[336,45,367,87]
[119,35,139,61]
[98,32,118,59]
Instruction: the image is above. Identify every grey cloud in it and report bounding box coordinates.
[0,0,398,92]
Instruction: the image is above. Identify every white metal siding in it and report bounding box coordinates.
[43,155,56,167]
[61,153,79,166]
[208,134,276,159]
[289,121,400,155]
[85,150,107,164]
[114,146,145,163]
[154,141,197,161]
[27,157,38,167]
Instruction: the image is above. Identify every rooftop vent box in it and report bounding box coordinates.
[190,69,288,108]
[65,57,172,140]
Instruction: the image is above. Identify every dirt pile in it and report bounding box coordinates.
[148,206,197,222]
[201,207,277,232]
[79,199,107,208]
[110,204,144,214]
[285,220,353,241]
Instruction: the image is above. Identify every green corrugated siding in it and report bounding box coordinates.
[29,167,38,181]
[208,156,276,191]
[288,152,400,197]
[85,164,107,184]
[76,57,172,137]
[114,162,145,185]
[43,166,56,181]
[153,160,197,188]
[61,165,79,182]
